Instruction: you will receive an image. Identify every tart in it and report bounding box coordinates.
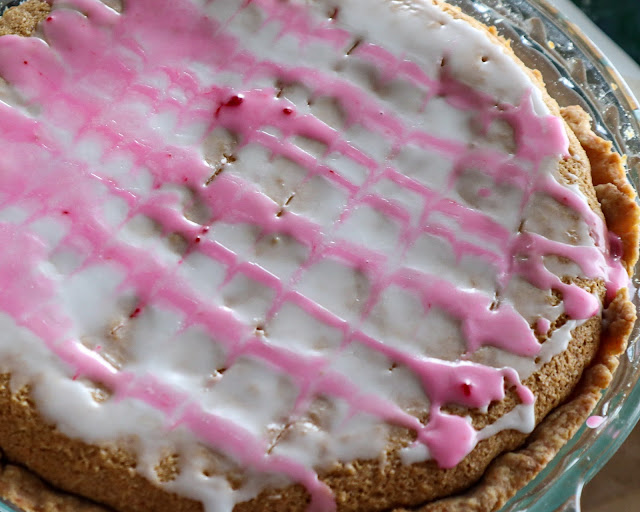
[0,0,637,511]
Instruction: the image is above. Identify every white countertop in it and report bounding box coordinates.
[549,0,640,98]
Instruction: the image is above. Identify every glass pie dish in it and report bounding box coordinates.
[445,1,640,512]
[0,0,638,512]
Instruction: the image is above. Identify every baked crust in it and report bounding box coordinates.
[0,460,109,512]
[0,1,637,512]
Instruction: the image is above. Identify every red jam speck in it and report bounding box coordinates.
[215,94,245,117]
[282,107,294,115]
[129,307,142,319]
[225,94,244,107]
[461,382,472,397]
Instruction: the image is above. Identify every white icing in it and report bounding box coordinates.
[399,442,431,465]
[477,403,537,441]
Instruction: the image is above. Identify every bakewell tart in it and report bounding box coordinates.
[0,0,638,511]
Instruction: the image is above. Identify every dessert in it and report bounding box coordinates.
[0,0,637,511]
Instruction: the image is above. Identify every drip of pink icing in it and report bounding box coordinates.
[536,317,551,335]
[0,0,627,508]
[586,415,605,429]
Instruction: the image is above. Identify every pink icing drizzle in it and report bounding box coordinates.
[536,317,551,335]
[586,415,605,429]
[0,0,627,508]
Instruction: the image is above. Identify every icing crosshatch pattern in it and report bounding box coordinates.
[0,0,627,510]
